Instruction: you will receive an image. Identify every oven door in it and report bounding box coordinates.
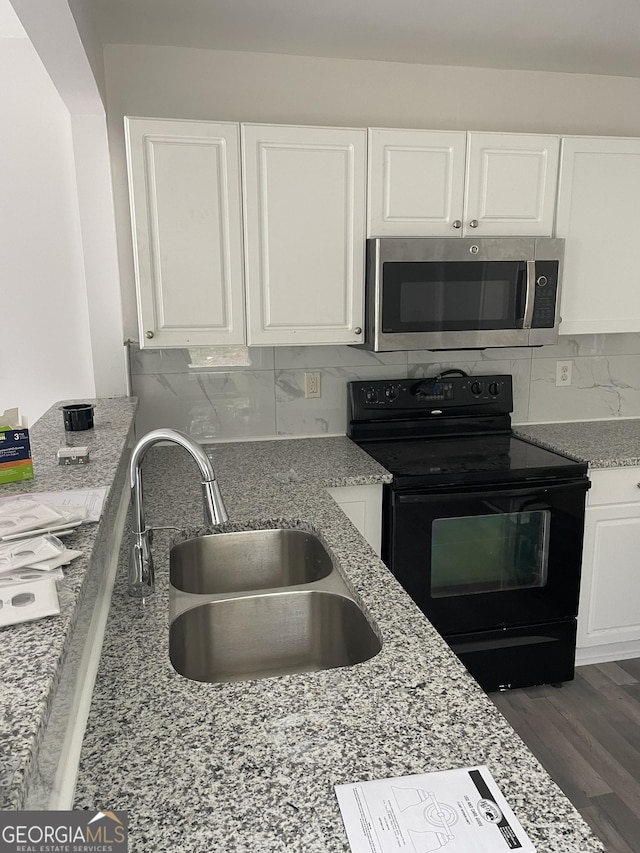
[385,478,590,637]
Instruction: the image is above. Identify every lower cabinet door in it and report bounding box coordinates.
[578,501,640,647]
[327,485,382,555]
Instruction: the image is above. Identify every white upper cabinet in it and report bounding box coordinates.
[464,133,559,237]
[367,129,466,237]
[242,124,366,346]
[125,118,246,348]
[368,129,559,238]
[556,137,640,335]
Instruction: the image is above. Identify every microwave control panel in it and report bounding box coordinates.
[531,260,559,329]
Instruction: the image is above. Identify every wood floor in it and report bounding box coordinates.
[490,659,640,853]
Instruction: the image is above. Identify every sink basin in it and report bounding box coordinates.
[170,529,333,594]
[169,590,381,683]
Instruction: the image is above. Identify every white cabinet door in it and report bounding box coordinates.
[578,500,640,649]
[556,137,640,335]
[367,129,466,237]
[242,124,366,346]
[125,118,245,348]
[326,484,383,555]
[464,133,559,237]
[366,129,558,238]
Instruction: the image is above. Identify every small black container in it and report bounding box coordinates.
[62,403,95,431]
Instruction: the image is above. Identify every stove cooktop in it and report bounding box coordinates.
[347,374,588,488]
[356,433,587,489]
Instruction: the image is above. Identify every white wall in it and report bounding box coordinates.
[0,36,95,424]
[8,0,127,405]
[103,44,640,339]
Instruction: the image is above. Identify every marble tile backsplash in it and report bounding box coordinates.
[129,334,640,440]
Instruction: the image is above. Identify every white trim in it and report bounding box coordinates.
[575,638,640,667]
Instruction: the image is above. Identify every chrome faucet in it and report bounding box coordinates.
[128,428,228,597]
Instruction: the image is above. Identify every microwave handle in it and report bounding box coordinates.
[522,261,536,329]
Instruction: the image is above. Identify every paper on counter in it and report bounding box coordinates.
[0,487,107,523]
[335,765,535,853]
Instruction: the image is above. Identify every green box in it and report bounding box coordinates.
[0,426,34,484]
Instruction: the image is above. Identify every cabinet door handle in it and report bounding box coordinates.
[452,220,462,229]
[145,331,155,340]
[636,483,640,488]
[354,327,362,335]
[469,219,479,228]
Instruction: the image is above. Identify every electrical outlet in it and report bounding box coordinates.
[304,371,321,398]
[556,360,573,387]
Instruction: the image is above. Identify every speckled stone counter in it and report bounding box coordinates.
[0,397,137,809]
[515,419,640,468]
[74,438,603,853]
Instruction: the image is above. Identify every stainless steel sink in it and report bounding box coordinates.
[169,590,382,683]
[170,529,333,594]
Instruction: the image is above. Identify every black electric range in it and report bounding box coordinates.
[347,373,590,692]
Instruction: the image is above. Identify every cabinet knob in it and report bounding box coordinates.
[637,483,640,488]
[452,220,462,229]
[354,327,362,335]
[469,219,479,228]
[145,331,154,339]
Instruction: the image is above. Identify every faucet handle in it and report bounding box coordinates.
[129,530,155,597]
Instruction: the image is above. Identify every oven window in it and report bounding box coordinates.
[381,261,527,332]
[431,510,550,598]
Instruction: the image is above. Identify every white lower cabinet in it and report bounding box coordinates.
[576,468,640,664]
[326,484,382,556]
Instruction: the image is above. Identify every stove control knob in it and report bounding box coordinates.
[488,382,500,396]
[471,380,483,396]
[364,387,378,404]
[384,384,399,401]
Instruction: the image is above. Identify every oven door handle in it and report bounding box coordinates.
[395,479,591,503]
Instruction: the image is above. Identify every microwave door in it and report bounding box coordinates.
[382,261,530,333]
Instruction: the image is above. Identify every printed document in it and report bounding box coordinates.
[335,765,535,853]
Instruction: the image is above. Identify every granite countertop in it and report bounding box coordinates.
[514,419,640,468]
[74,437,603,853]
[0,397,137,809]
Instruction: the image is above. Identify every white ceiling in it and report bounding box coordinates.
[87,0,640,78]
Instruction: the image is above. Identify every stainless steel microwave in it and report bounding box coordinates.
[360,237,564,351]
